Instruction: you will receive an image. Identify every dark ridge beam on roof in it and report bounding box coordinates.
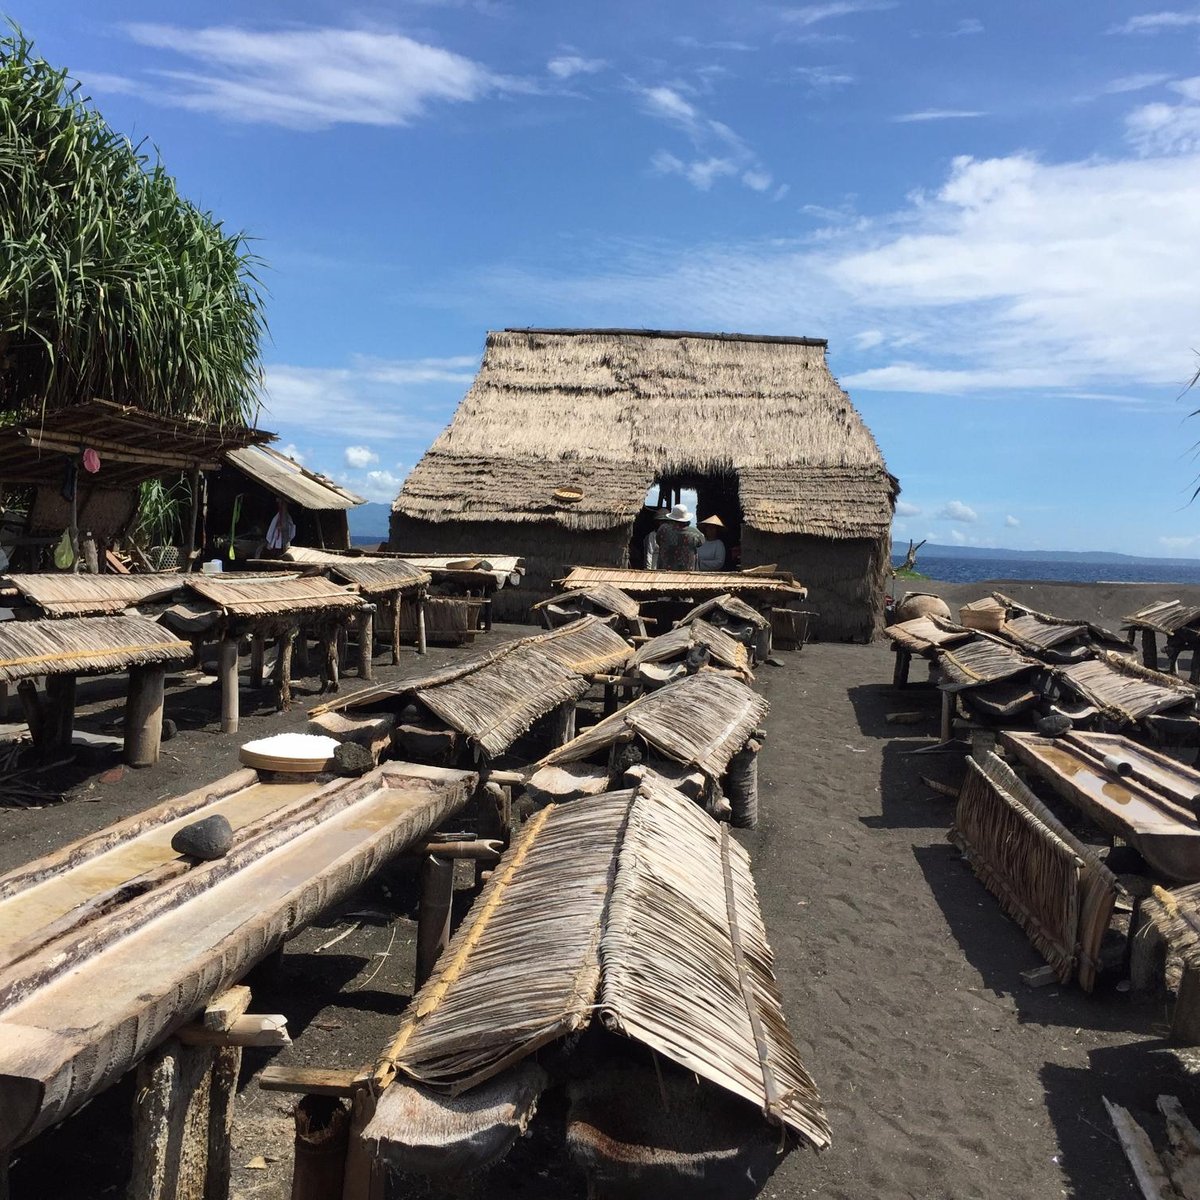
[505,327,828,348]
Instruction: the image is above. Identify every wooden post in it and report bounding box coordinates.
[940,690,953,743]
[323,627,340,693]
[341,1088,385,1200]
[1174,965,1200,1045]
[390,598,401,666]
[1142,630,1159,670]
[336,625,348,669]
[416,593,428,656]
[81,532,99,575]
[125,664,166,768]
[205,1047,239,1200]
[294,628,310,677]
[415,854,455,990]
[44,673,77,753]
[0,682,8,724]
[892,648,911,688]
[275,630,296,712]
[217,636,239,735]
[68,456,80,574]
[357,608,374,681]
[727,738,760,829]
[1190,648,1200,687]
[1130,901,1167,998]
[482,597,493,633]
[291,1096,350,1200]
[549,701,576,747]
[129,1040,215,1200]
[17,679,44,748]
[250,635,266,689]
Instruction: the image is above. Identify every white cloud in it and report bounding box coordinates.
[362,470,404,502]
[1160,534,1200,550]
[794,66,855,89]
[119,24,520,129]
[1110,11,1200,34]
[951,18,984,36]
[476,140,1200,398]
[1100,73,1172,95]
[1127,78,1200,154]
[853,329,885,350]
[892,109,988,123]
[949,528,969,544]
[261,354,475,446]
[639,86,773,194]
[779,2,896,28]
[344,445,379,468]
[547,55,606,80]
[939,500,978,523]
[895,500,921,516]
[279,443,305,464]
[1005,514,1020,528]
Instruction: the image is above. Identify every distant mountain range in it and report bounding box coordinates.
[347,502,391,542]
[904,542,1199,565]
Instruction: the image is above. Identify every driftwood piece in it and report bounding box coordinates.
[1105,1097,1176,1200]
[259,1065,363,1097]
[1160,1095,1200,1199]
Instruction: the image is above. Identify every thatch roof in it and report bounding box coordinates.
[0,614,190,682]
[185,574,363,618]
[540,671,768,779]
[374,778,829,1148]
[225,445,364,511]
[1123,600,1200,636]
[1055,652,1197,723]
[532,582,640,621]
[633,619,751,677]
[883,615,973,655]
[679,594,770,631]
[395,329,895,536]
[936,636,1041,692]
[283,547,430,592]
[4,573,188,617]
[534,615,633,675]
[558,565,806,602]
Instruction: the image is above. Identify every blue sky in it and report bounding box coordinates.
[19,1,1200,554]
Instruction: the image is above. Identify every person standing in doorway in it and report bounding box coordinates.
[696,514,727,570]
[643,507,670,569]
[657,503,704,570]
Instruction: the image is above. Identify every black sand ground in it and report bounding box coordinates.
[7,583,1200,1198]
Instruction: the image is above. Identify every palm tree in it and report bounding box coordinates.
[0,29,266,427]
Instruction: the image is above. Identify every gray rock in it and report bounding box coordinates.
[171,813,234,861]
[1035,712,1073,737]
[334,741,375,776]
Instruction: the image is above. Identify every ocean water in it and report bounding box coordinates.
[900,554,1200,586]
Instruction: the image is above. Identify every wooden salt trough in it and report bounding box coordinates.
[1123,599,1200,677]
[679,593,775,661]
[631,618,752,686]
[1002,730,1200,882]
[533,582,646,637]
[362,778,830,1193]
[0,761,474,1156]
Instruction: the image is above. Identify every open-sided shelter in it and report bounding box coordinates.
[391,328,898,640]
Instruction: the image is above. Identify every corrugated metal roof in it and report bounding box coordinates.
[225,445,365,511]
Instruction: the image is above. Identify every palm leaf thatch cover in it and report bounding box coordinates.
[883,615,973,655]
[540,671,768,779]
[534,614,632,675]
[951,752,1116,991]
[936,636,1041,692]
[5,573,188,616]
[680,593,770,631]
[533,582,640,621]
[0,33,264,425]
[374,778,829,1148]
[633,618,751,677]
[185,574,364,618]
[0,614,190,682]
[1055,652,1197,722]
[395,329,894,538]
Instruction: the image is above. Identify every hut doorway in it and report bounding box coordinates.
[630,472,743,569]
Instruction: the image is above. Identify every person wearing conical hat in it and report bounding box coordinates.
[696,514,727,570]
[657,503,704,570]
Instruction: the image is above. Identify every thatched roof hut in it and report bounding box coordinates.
[391,329,898,641]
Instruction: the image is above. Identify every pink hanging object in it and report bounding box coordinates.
[81,448,101,474]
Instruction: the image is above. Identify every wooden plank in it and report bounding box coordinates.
[1104,1097,1178,1200]
[258,1065,363,1098]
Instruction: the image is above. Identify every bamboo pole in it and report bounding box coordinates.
[124,664,166,768]
[390,598,401,666]
[218,636,239,734]
[416,592,428,656]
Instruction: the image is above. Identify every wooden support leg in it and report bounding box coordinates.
[1190,650,1200,687]
[416,596,428,656]
[341,1088,385,1200]
[483,597,493,632]
[357,609,374,681]
[292,1096,351,1200]
[415,854,455,990]
[1143,630,1159,670]
[217,637,239,735]
[550,701,576,747]
[390,598,401,666]
[275,631,295,712]
[16,679,44,748]
[44,673,77,754]
[249,635,266,689]
[294,629,311,677]
[0,681,8,724]
[129,1039,215,1200]
[336,625,348,669]
[892,648,911,688]
[205,1047,240,1200]
[1130,903,1167,999]
[322,628,340,694]
[125,664,166,768]
[1174,965,1200,1045]
[603,681,618,717]
[727,738,760,829]
[939,689,953,744]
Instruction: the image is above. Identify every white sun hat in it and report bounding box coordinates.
[667,503,692,523]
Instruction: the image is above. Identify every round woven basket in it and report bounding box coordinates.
[552,486,584,504]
